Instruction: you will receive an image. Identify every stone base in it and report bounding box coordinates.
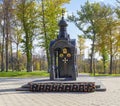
[30,82,95,92]
[16,76,106,92]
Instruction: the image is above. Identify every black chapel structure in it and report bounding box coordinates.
[49,14,78,80]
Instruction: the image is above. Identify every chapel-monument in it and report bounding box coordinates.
[49,12,78,80]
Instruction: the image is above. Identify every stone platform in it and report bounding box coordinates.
[16,75,106,92]
[30,80,95,92]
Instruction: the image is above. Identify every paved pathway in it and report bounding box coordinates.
[0,77,120,106]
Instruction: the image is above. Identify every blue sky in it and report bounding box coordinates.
[63,0,116,58]
[64,0,116,40]
[65,0,116,13]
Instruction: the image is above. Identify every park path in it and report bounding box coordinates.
[0,76,120,106]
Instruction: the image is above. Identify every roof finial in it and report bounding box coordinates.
[62,9,65,19]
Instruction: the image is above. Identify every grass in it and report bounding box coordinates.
[90,73,120,77]
[0,71,49,78]
[1,71,120,78]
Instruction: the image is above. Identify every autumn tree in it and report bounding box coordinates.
[68,1,104,73]
[94,5,113,74]
[115,0,120,73]
[16,0,39,72]
[107,24,120,74]
[38,0,70,71]
[0,0,14,72]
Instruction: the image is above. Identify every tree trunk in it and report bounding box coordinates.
[10,37,14,71]
[5,27,9,72]
[5,1,9,72]
[42,0,50,72]
[102,54,106,74]
[1,24,5,72]
[24,31,33,72]
[79,49,82,72]
[26,37,32,72]
[103,60,106,74]
[93,59,96,76]
[114,56,117,74]
[109,30,113,74]
[109,54,113,74]
[46,49,50,71]
[16,43,20,71]
[89,33,96,74]
[27,61,32,72]
[39,56,41,71]
[26,50,32,72]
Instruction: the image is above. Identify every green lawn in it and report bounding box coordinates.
[90,73,120,77]
[1,71,120,78]
[0,71,49,78]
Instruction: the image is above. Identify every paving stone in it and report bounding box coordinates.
[0,77,120,106]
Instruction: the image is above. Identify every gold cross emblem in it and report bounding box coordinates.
[62,58,68,64]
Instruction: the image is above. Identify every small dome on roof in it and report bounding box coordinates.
[58,17,67,27]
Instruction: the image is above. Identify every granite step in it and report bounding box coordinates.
[21,84,30,88]
[95,88,106,91]
[16,84,106,92]
[95,83,106,91]
[16,87,29,91]
[95,85,100,88]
